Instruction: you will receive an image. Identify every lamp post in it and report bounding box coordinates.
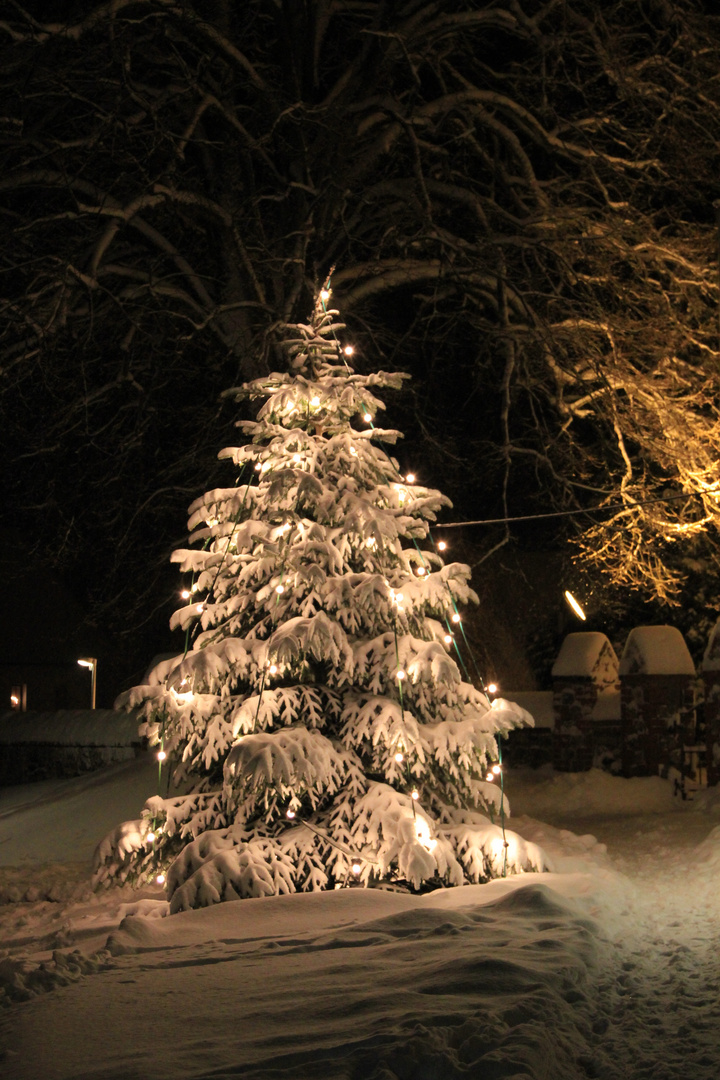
[77,657,97,709]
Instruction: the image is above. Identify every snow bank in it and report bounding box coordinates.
[0,710,140,747]
[507,765,680,819]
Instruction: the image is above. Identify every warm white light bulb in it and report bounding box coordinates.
[286,809,296,819]
[320,289,331,301]
[352,862,362,874]
[486,772,495,782]
[487,682,498,695]
[350,447,357,456]
[180,589,190,600]
[156,873,166,885]
[417,566,426,576]
[366,537,376,549]
[268,664,278,675]
[444,634,453,645]
[310,395,320,407]
[405,473,415,483]
[394,751,404,763]
[157,750,167,761]
[363,412,372,423]
[276,584,284,594]
[411,789,419,801]
[255,462,262,471]
[564,590,587,621]
[492,764,501,775]
[196,603,204,613]
[343,345,354,357]
[438,540,447,551]
[292,454,302,463]
[397,669,406,681]
[451,612,461,624]
[146,831,156,844]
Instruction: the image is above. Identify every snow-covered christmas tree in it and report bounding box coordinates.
[95,289,544,911]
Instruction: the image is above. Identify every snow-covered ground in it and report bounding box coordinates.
[2,755,720,1079]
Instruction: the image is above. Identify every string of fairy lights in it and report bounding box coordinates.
[146,280,511,888]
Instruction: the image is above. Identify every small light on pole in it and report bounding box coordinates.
[564,590,586,621]
[78,657,97,709]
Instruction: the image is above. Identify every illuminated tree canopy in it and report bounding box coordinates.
[1,0,720,658]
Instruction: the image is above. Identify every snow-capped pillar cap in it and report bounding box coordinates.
[702,615,720,672]
[619,625,694,676]
[551,631,619,680]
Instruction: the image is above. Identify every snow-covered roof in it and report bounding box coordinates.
[0,709,141,746]
[702,616,720,672]
[619,626,695,676]
[551,632,618,680]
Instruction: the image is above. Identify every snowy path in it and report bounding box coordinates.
[515,806,720,1079]
[2,765,720,1079]
[584,815,720,1079]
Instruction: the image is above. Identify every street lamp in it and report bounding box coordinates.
[77,657,97,709]
[564,590,587,621]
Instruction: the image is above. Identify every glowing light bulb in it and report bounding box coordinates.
[486,772,495,782]
[268,664,278,675]
[411,789,419,801]
[343,345,354,357]
[396,669,406,681]
[352,862,362,875]
[417,566,427,576]
[451,612,461,624]
[492,764,501,775]
[438,540,447,551]
[350,447,357,456]
[320,289,331,301]
[196,603,204,613]
[487,682,498,695]
[156,873,166,885]
[180,589,190,600]
[394,751,404,763]
[157,750,167,761]
[366,537,376,549]
[405,473,415,484]
[395,592,403,603]
[276,584,284,594]
[565,590,587,621]
[286,809,296,819]
[363,412,372,423]
[146,831,156,844]
[310,396,320,407]
[255,462,262,472]
[292,454,302,463]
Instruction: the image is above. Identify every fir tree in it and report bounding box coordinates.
[95,291,543,910]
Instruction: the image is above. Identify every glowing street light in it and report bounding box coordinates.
[564,590,587,621]
[77,657,97,709]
